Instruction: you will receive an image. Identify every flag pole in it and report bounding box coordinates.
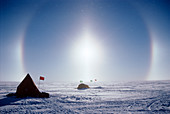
[38,77,40,89]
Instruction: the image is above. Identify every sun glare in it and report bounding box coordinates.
[72,31,103,64]
[71,30,105,81]
[78,33,99,63]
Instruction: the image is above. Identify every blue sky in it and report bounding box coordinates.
[0,0,170,82]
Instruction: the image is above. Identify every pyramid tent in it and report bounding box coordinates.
[15,73,49,98]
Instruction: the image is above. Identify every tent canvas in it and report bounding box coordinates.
[16,74,41,98]
[7,73,49,98]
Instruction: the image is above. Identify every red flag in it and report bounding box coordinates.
[40,76,45,80]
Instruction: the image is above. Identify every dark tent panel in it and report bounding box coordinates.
[16,74,41,98]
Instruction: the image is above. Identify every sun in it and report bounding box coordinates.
[77,33,99,63]
[72,30,103,65]
[70,30,105,81]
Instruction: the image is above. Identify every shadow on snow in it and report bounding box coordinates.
[0,96,22,107]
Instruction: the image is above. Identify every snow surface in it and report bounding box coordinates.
[0,80,170,113]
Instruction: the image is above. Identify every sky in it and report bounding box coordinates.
[0,0,170,82]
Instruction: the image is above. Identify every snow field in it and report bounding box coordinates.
[0,80,170,113]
